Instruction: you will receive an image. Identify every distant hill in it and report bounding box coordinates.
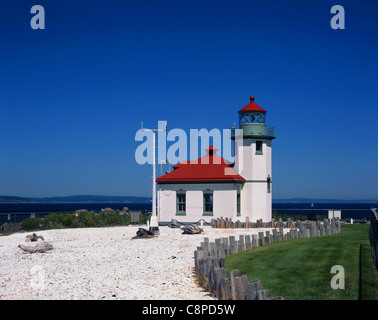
[273,198,378,203]
[0,195,151,203]
[0,196,32,203]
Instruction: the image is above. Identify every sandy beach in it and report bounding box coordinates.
[0,225,281,300]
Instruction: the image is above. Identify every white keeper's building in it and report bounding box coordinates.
[156,94,276,224]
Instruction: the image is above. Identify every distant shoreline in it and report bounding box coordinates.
[0,201,377,204]
[0,195,377,204]
[0,195,152,204]
[0,201,149,204]
[273,200,378,204]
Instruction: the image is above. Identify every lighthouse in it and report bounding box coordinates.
[233,94,276,222]
[156,93,276,224]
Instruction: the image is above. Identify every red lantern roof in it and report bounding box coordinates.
[238,95,267,113]
[156,146,245,183]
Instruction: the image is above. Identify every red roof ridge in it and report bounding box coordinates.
[205,145,218,151]
[156,149,245,183]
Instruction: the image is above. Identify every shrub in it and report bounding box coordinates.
[60,213,76,227]
[22,217,43,230]
[21,210,150,231]
[43,213,60,226]
[78,211,97,227]
[292,215,308,221]
[104,211,127,226]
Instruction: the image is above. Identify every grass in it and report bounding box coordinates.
[360,243,378,300]
[225,224,378,300]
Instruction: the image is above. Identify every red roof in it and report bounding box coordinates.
[205,145,218,152]
[156,146,245,183]
[238,95,267,113]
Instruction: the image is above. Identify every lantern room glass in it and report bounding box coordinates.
[239,112,266,125]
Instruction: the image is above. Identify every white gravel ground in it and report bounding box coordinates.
[0,225,284,300]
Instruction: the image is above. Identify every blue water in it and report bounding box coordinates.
[0,202,376,225]
[272,202,377,220]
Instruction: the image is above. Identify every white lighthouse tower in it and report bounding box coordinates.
[233,94,276,222]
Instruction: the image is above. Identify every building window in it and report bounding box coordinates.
[256,141,263,155]
[237,191,241,217]
[203,190,213,216]
[176,190,186,216]
[267,175,271,193]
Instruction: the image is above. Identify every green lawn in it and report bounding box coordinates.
[225,224,378,300]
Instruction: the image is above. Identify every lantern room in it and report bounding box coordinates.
[237,95,276,139]
[238,95,267,125]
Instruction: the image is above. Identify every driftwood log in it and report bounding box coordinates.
[18,242,53,254]
[132,228,154,239]
[25,233,44,242]
[181,224,203,234]
[168,219,181,228]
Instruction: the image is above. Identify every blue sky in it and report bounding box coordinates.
[1,0,378,199]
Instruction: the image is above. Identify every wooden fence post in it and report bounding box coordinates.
[256,289,270,300]
[265,230,271,245]
[222,237,230,256]
[279,227,284,241]
[233,273,248,300]
[273,229,278,243]
[246,280,262,300]
[310,221,317,237]
[258,232,265,246]
[220,277,232,300]
[239,234,246,252]
[229,269,239,300]
[229,236,235,254]
[211,267,226,298]
[252,234,258,248]
[215,238,223,258]
[245,234,252,250]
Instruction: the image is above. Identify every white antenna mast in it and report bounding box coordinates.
[141,121,167,218]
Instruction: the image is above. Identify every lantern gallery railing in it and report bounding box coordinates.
[230,125,276,139]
